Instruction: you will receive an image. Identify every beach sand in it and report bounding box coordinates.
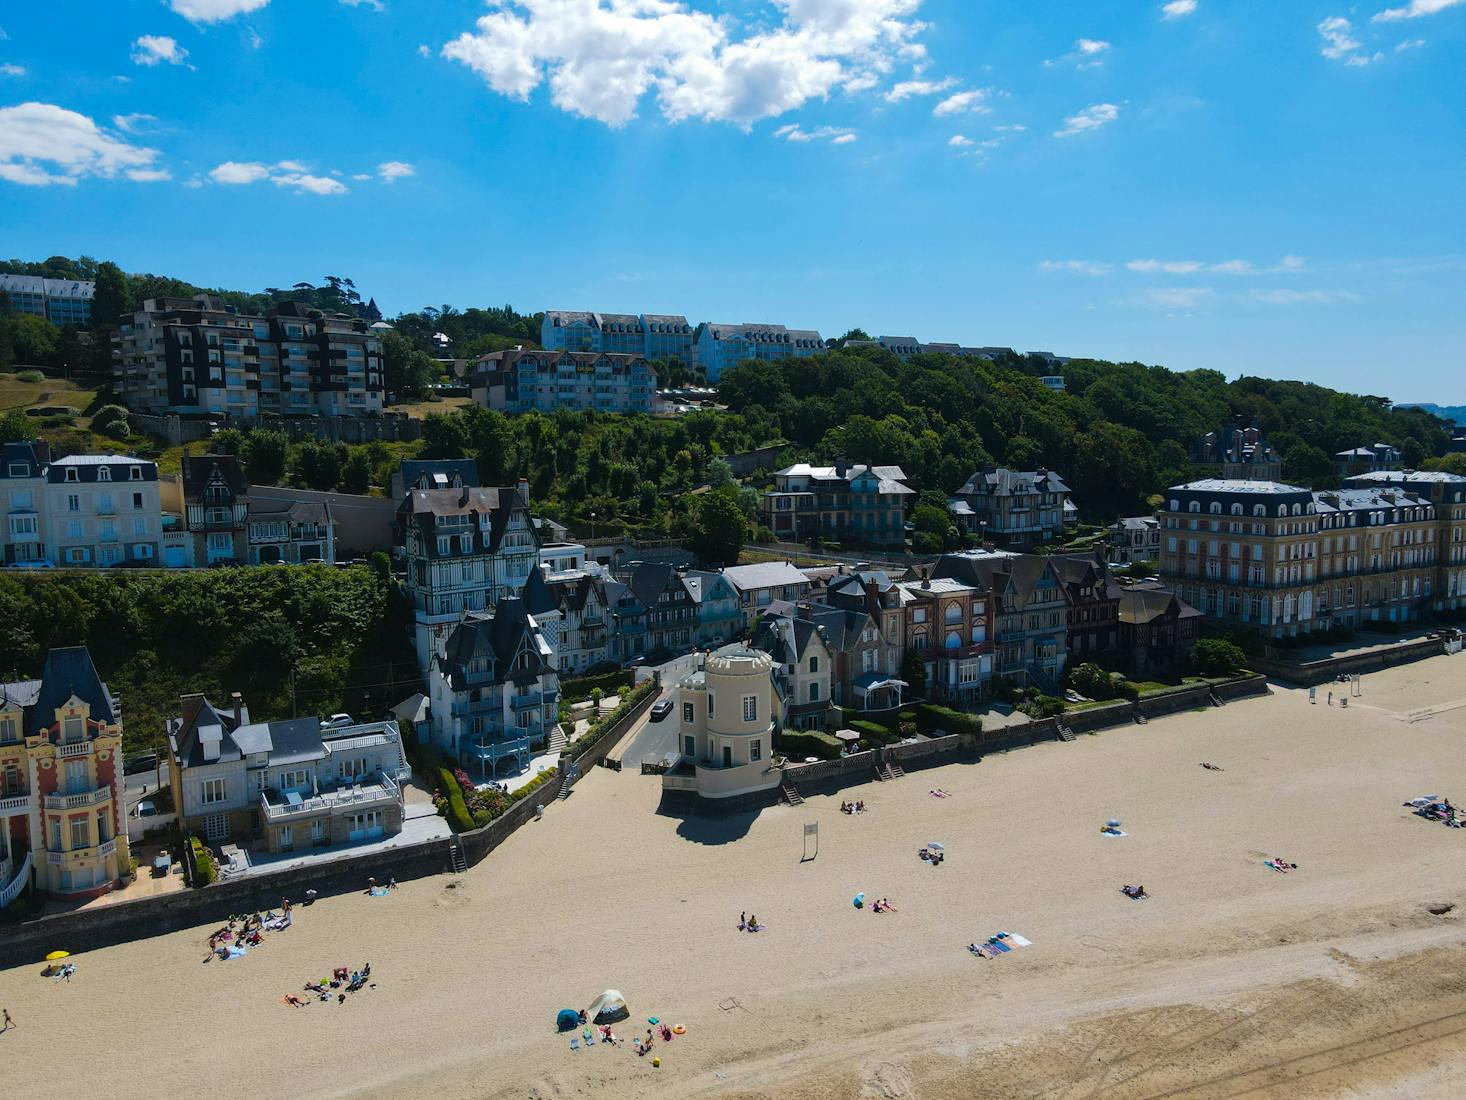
[4,657,1466,1099]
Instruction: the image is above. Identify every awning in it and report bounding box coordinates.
[853,673,910,694]
[834,729,862,742]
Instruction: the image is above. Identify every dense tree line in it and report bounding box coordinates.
[0,567,415,753]
[716,347,1452,523]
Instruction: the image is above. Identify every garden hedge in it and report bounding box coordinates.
[776,728,843,760]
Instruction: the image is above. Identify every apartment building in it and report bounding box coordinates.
[722,561,814,627]
[469,348,658,414]
[822,570,909,711]
[112,296,385,418]
[428,599,560,780]
[541,311,696,363]
[932,552,1067,692]
[1052,554,1122,663]
[397,478,538,672]
[1333,443,1402,478]
[948,467,1074,548]
[181,452,334,566]
[0,647,131,907]
[1160,479,1326,638]
[1311,487,1438,627]
[1108,516,1161,565]
[694,323,824,382]
[895,571,994,705]
[761,461,914,547]
[0,273,94,326]
[1194,425,1283,482]
[521,566,615,675]
[167,693,409,852]
[1346,470,1466,611]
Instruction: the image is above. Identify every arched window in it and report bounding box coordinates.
[1253,505,1266,517]
[1189,502,1201,513]
[1169,499,1179,511]
[945,631,961,649]
[1230,504,1243,516]
[944,602,962,624]
[1209,502,1222,514]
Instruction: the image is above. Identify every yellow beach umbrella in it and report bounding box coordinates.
[45,950,70,961]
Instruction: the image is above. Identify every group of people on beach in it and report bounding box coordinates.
[840,800,866,814]
[1408,797,1461,828]
[1120,884,1148,900]
[285,962,374,1007]
[737,911,763,932]
[918,847,944,865]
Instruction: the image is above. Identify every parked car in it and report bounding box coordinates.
[650,699,674,722]
[320,713,354,730]
[123,753,160,776]
[132,799,158,818]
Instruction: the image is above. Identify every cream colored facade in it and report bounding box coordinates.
[665,646,781,800]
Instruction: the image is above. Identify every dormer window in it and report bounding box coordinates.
[63,716,85,743]
[65,468,79,482]
[98,467,111,481]
[8,463,28,477]
[130,466,142,481]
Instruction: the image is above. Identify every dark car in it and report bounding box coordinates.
[123,753,160,776]
[650,699,674,722]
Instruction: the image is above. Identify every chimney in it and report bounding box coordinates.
[920,567,931,591]
[230,691,244,725]
[516,477,530,507]
[835,456,849,479]
[864,576,879,602]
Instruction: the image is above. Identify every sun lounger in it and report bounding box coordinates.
[570,1038,580,1052]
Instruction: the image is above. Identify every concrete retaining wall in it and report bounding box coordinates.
[1249,639,1446,686]
[0,837,451,971]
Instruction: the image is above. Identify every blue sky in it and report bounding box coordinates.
[2,1,1464,402]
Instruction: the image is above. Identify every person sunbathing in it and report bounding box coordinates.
[856,801,865,813]
[285,995,308,1007]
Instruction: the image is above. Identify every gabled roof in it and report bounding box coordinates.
[399,458,480,492]
[0,441,49,479]
[956,467,1071,497]
[722,561,812,593]
[182,452,249,500]
[1117,589,1203,625]
[436,598,554,690]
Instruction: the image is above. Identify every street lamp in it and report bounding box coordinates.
[590,511,596,542]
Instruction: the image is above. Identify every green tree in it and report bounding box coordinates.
[1189,638,1246,677]
[1422,453,1466,476]
[211,427,245,456]
[687,488,747,566]
[900,648,928,695]
[382,329,437,401]
[241,429,289,485]
[295,439,344,490]
[0,408,37,445]
[340,447,373,495]
[5,313,59,367]
[91,261,131,325]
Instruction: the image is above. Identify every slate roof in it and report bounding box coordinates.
[0,441,49,479]
[1117,589,1203,625]
[28,647,115,731]
[956,467,1071,498]
[721,561,812,593]
[182,453,249,499]
[399,459,480,492]
[46,455,157,483]
[436,598,554,690]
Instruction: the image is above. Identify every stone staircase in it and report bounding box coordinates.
[782,781,805,806]
[547,724,568,753]
[448,837,467,875]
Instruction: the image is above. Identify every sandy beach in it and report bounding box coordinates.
[4,656,1466,1099]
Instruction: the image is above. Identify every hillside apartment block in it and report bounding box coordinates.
[113,296,385,418]
[0,273,95,326]
[469,348,658,414]
[1158,476,1460,638]
[760,461,914,547]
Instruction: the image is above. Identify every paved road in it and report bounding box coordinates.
[617,688,680,767]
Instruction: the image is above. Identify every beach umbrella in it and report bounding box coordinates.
[45,950,70,961]
[1105,819,1122,828]
[928,841,945,851]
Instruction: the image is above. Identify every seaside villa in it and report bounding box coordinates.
[662,645,782,803]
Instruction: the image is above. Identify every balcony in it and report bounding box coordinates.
[44,786,112,811]
[259,771,400,822]
[450,694,502,718]
[511,691,542,711]
[58,740,92,758]
[0,792,30,816]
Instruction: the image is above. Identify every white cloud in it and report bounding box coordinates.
[131,35,190,67]
[248,28,264,50]
[1128,257,1302,275]
[1396,37,1427,49]
[1132,286,1213,309]
[273,159,307,172]
[1374,0,1464,20]
[112,112,157,134]
[885,76,956,101]
[418,44,431,58]
[1041,260,1113,275]
[378,160,415,181]
[1054,102,1118,138]
[1161,0,1198,18]
[993,123,1026,132]
[1249,288,1357,304]
[1317,16,1382,64]
[774,123,856,143]
[126,168,172,182]
[168,0,271,23]
[274,172,347,195]
[210,160,271,184]
[1075,38,1110,55]
[1,63,25,77]
[352,173,372,181]
[442,0,930,129]
[0,102,164,186]
[932,89,988,116]
[948,134,972,147]
[339,0,384,9]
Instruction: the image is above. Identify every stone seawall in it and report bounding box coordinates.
[0,837,450,971]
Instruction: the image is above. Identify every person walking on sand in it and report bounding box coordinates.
[2,1008,13,1032]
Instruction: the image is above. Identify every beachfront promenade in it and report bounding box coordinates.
[4,654,1466,1099]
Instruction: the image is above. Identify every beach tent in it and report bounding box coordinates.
[588,989,629,1024]
[556,1009,579,1032]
